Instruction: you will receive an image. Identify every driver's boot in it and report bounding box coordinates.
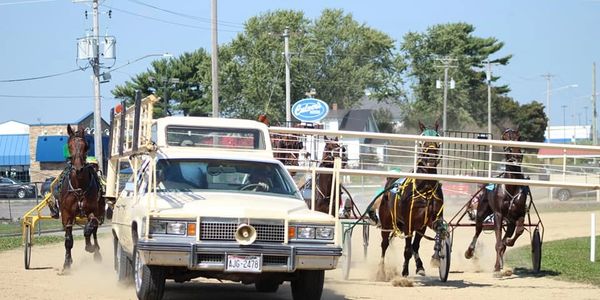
[367,209,380,226]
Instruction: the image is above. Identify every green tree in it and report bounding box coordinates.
[401,23,512,131]
[112,49,211,117]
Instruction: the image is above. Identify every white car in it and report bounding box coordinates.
[108,114,341,300]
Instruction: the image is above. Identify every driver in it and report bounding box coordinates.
[245,171,271,192]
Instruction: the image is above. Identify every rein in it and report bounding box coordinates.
[390,177,443,239]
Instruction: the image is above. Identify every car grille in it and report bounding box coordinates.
[199,218,285,243]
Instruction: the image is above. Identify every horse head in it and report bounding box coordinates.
[501,128,523,164]
[417,120,441,170]
[67,124,89,173]
[321,137,347,168]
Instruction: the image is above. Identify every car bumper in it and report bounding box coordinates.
[137,239,342,272]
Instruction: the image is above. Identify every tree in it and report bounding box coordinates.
[112,49,211,117]
[401,23,512,131]
[113,9,406,123]
[373,108,395,133]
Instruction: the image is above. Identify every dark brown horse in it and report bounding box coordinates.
[302,137,351,217]
[376,121,446,279]
[464,128,529,276]
[257,114,305,171]
[58,124,104,269]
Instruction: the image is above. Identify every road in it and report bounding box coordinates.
[0,206,598,299]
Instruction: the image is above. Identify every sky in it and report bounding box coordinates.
[0,0,598,129]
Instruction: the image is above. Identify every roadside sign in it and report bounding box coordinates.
[292,98,329,122]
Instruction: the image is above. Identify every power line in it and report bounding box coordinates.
[0,0,55,6]
[124,0,243,28]
[104,4,240,33]
[0,67,87,83]
[0,94,93,99]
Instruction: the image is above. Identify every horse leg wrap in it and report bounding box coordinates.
[84,217,98,237]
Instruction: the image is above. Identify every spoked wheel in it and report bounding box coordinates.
[23,225,32,269]
[531,228,542,273]
[342,228,352,280]
[362,223,369,260]
[438,237,451,282]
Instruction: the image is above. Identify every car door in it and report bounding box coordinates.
[0,178,16,197]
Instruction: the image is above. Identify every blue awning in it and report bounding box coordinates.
[0,134,30,166]
[36,135,68,162]
[36,135,110,162]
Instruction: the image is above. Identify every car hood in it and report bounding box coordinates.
[145,192,334,222]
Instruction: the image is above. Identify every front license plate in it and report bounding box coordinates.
[226,255,261,273]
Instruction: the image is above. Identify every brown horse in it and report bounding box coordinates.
[376,121,446,279]
[58,124,104,269]
[464,128,529,276]
[301,137,351,217]
[257,114,305,171]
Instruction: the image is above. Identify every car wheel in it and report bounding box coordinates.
[557,189,570,201]
[255,279,280,293]
[134,244,166,300]
[291,270,324,300]
[115,237,133,283]
[16,189,26,199]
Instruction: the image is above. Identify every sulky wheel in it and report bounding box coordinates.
[438,238,451,282]
[24,225,32,269]
[342,228,352,280]
[531,228,542,273]
[362,223,370,260]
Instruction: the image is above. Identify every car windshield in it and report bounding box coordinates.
[155,158,300,198]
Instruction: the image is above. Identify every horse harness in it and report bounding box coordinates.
[58,164,102,219]
[389,176,443,239]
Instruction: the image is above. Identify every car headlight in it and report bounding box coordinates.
[315,227,334,240]
[289,224,335,241]
[297,226,315,239]
[149,219,195,236]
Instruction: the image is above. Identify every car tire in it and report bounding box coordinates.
[134,244,166,300]
[16,189,26,199]
[291,270,324,300]
[115,237,133,283]
[255,279,280,293]
[557,189,570,201]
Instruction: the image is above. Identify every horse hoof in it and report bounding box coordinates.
[465,249,474,259]
[493,271,503,278]
[416,268,426,276]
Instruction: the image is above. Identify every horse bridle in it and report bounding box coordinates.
[501,129,523,163]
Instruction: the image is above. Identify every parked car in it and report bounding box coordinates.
[0,177,36,199]
[549,166,600,201]
[40,176,56,197]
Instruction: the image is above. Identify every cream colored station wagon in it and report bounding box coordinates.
[106,97,341,300]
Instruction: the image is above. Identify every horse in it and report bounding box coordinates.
[300,136,352,217]
[376,120,446,280]
[58,124,104,269]
[464,128,529,276]
[257,114,305,171]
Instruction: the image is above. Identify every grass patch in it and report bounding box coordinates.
[507,235,600,287]
[0,235,65,252]
[0,219,64,235]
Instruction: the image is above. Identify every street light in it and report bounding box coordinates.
[104,53,172,76]
[545,83,578,143]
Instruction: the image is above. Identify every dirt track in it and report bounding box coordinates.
[1,209,599,300]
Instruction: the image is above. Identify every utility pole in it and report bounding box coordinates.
[485,61,494,137]
[211,0,219,117]
[435,57,457,134]
[542,73,555,143]
[92,0,103,172]
[283,27,291,127]
[593,62,597,146]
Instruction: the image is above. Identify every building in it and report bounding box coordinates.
[0,121,30,181]
[319,105,381,168]
[545,125,591,144]
[0,113,109,184]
